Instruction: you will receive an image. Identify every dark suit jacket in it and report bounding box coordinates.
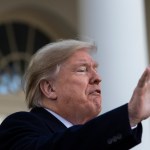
[0,104,142,150]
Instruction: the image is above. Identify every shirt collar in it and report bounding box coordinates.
[44,108,73,128]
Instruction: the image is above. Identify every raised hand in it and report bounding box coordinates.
[128,67,150,127]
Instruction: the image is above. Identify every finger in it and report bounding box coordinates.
[147,67,150,81]
[137,68,149,88]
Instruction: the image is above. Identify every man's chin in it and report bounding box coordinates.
[94,100,102,115]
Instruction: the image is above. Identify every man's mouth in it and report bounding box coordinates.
[89,89,101,95]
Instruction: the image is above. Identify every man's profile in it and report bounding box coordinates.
[0,39,150,149]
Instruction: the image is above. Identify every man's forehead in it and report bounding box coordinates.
[63,49,98,65]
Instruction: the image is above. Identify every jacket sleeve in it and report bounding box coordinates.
[0,104,142,150]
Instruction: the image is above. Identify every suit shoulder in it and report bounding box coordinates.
[1,110,42,127]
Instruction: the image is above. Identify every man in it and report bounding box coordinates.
[0,39,150,149]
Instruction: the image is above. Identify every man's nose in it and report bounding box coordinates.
[90,71,102,85]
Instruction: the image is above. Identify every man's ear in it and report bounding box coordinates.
[40,80,57,100]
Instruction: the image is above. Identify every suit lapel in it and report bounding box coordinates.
[30,107,67,132]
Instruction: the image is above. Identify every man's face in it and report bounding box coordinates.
[54,49,102,124]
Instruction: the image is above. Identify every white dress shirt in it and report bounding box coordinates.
[44,108,73,128]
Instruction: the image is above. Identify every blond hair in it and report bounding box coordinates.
[23,39,96,109]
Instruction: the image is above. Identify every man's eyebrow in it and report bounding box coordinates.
[75,59,99,67]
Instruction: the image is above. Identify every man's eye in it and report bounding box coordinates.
[77,66,87,72]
